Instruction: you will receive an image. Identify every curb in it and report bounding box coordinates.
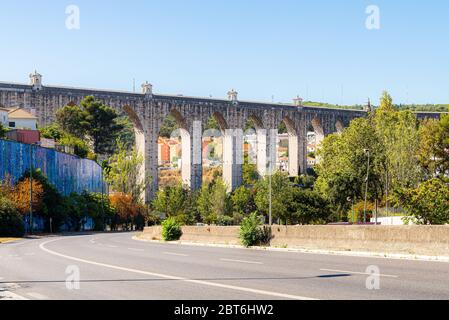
[133,236,449,263]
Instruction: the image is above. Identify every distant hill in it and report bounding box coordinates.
[302,101,364,110]
[302,101,449,112]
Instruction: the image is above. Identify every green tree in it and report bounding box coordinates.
[197,178,231,224]
[315,117,384,216]
[40,124,91,158]
[418,116,449,180]
[231,186,256,218]
[159,115,178,138]
[0,123,8,139]
[58,134,91,158]
[115,116,136,149]
[243,153,259,185]
[254,172,294,224]
[0,196,24,237]
[374,94,421,190]
[40,123,64,141]
[395,179,449,225]
[152,183,198,225]
[104,140,148,203]
[81,96,123,156]
[290,188,330,224]
[56,104,89,139]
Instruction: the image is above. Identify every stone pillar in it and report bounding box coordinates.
[257,128,278,176]
[223,128,243,191]
[145,133,159,202]
[288,134,299,177]
[299,132,308,174]
[181,120,202,191]
[140,117,159,203]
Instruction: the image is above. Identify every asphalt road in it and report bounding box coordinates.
[1,232,449,300]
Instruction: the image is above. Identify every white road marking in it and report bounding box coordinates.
[220,258,263,265]
[106,245,118,248]
[127,248,144,252]
[26,292,48,300]
[163,252,189,257]
[40,239,316,300]
[320,268,398,278]
[0,290,29,300]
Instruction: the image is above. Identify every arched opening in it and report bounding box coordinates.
[306,117,325,168]
[157,111,184,190]
[242,118,259,186]
[277,116,299,177]
[202,112,226,185]
[122,105,146,201]
[336,120,345,133]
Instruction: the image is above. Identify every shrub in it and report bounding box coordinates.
[161,217,183,241]
[0,197,25,237]
[395,179,449,225]
[9,178,44,215]
[216,215,233,226]
[239,212,263,247]
[110,192,146,230]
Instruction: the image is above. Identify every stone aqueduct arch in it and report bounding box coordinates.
[0,73,367,201]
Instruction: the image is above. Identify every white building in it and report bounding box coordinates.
[7,108,38,130]
[0,108,8,127]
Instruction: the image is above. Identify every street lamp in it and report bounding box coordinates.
[347,196,355,224]
[29,143,33,235]
[363,149,371,224]
[268,159,273,226]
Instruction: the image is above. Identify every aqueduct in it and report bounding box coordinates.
[0,72,380,201]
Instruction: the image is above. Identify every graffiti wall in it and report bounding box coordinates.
[0,139,105,196]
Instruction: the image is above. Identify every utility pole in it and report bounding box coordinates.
[29,144,33,235]
[363,149,371,223]
[268,159,272,226]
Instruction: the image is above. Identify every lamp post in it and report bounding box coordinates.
[29,143,33,235]
[347,196,355,224]
[363,149,371,224]
[268,159,272,226]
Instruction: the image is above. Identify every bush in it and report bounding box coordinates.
[161,217,183,241]
[0,197,25,237]
[239,212,263,247]
[396,179,449,225]
[216,215,233,226]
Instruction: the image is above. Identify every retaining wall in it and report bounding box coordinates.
[141,225,449,256]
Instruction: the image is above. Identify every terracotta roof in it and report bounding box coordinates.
[7,108,37,120]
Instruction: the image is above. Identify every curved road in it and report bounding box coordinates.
[1,233,449,300]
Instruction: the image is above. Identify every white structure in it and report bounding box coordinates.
[293,96,303,107]
[7,108,38,130]
[141,81,153,96]
[0,107,8,126]
[227,89,238,103]
[29,71,43,91]
[370,216,414,226]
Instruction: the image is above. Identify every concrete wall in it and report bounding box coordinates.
[142,225,449,256]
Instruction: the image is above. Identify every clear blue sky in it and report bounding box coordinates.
[0,0,448,105]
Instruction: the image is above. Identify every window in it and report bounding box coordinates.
[9,122,15,128]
